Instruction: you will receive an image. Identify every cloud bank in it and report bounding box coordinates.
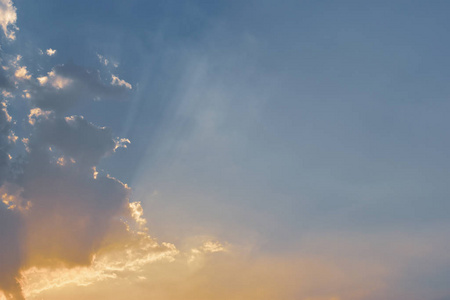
[0,2,175,299]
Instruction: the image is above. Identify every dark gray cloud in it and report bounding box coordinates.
[0,111,133,298]
[14,110,132,268]
[30,64,130,113]
[18,146,130,268]
[0,1,146,299]
[0,55,136,300]
[30,113,123,167]
[0,100,134,299]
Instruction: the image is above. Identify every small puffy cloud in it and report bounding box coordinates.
[7,132,17,143]
[111,74,132,89]
[36,75,48,86]
[14,66,31,80]
[2,90,12,98]
[113,137,130,151]
[0,0,18,40]
[46,48,56,56]
[28,108,52,125]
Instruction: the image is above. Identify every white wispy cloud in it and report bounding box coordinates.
[97,53,109,66]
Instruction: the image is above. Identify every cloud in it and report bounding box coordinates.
[111,75,132,89]
[0,70,192,299]
[45,49,56,56]
[27,108,51,126]
[96,54,118,68]
[0,7,153,297]
[0,37,142,299]
[0,98,160,300]
[14,67,31,80]
[29,64,131,113]
[96,54,109,66]
[0,155,176,298]
[14,229,450,300]
[12,241,388,300]
[0,0,17,40]
[30,113,125,167]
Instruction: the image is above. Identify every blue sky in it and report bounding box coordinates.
[1,1,450,299]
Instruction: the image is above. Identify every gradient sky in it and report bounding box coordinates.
[1,1,450,299]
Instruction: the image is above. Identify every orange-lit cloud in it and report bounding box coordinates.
[12,241,386,300]
[9,229,448,300]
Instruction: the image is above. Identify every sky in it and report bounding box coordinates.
[0,0,450,299]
